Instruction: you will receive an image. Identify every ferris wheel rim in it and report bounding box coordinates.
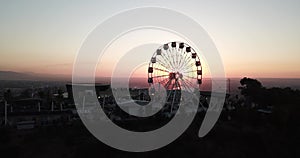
[147,41,203,92]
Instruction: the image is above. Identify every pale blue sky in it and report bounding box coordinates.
[0,0,300,77]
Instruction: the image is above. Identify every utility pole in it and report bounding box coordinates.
[103,95,106,108]
[60,103,63,111]
[4,89,11,126]
[51,101,54,111]
[228,78,231,94]
[82,96,86,110]
[4,100,7,126]
[38,101,41,112]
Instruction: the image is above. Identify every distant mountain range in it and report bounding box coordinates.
[0,71,71,81]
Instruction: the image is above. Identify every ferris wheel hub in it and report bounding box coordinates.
[169,72,183,80]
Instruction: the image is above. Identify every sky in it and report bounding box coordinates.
[0,0,300,78]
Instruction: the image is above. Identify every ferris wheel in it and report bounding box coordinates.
[148,41,203,94]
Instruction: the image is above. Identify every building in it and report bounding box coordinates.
[66,83,111,99]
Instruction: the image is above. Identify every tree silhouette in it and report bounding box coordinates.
[239,77,265,107]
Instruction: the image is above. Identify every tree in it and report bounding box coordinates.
[239,77,262,95]
[239,77,265,107]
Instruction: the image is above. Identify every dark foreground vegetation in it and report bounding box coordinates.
[0,77,300,158]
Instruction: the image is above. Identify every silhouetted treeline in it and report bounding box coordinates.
[1,77,300,158]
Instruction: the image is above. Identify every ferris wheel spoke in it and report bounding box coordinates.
[167,49,176,70]
[158,77,170,85]
[152,75,169,78]
[179,61,193,73]
[182,70,197,74]
[180,78,193,93]
[182,49,191,61]
[178,49,187,69]
[183,82,195,93]
[174,48,179,70]
[154,74,167,83]
[183,78,197,88]
[178,61,188,72]
[182,57,196,72]
[162,52,175,70]
[174,49,180,70]
[177,49,183,70]
[182,76,195,84]
[171,49,177,70]
[184,75,198,80]
[163,49,173,69]
[177,49,183,68]
[153,67,170,73]
[180,62,196,72]
[179,49,184,67]
[156,57,171,69]
[173,48,177,69]
[156,78,168,86]
[153,63,170,72]
[178,53,192,71]
[158,54,172,69]
[164,79,172,90]
[189,62,195,67]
